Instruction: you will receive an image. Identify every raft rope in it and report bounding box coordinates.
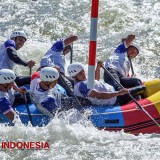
[91,100,160,115]
[142,100,160,107]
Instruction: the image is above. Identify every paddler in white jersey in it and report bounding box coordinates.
[30,67,61,118]
[0,69,27,121]
[0,31,35,86]
[67,61,130,106]
[104,34,142,91]
[39,35,78,96]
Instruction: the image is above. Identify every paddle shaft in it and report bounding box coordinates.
[101,65,160,128]
[29,67,32,76]
[129,58,135,76]
[23,93,33,126]
[59,74,81,106]
[70,43,73,64]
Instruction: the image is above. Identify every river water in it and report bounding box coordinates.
[0,0,160,159]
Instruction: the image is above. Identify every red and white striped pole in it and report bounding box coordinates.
[87,0,99,89]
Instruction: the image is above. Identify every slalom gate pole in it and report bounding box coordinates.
[87,0,99,89]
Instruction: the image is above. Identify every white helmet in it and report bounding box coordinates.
[0,69,16,84]
[130,43,140,53]
[67,62,84,77]
[10,31,27,41]
[40,67,59,82]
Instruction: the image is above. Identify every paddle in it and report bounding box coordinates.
[59,73,82,106]
[122,38,135,76]
[70,44,73,64]
[60,44,82,106]
[29,67,32,76]
[23,93,33,126]
[128,58,135,77]
[63,45,73,64]
[101,65,160,128]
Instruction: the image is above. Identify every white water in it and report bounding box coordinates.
[1,114,160,160]
[0,0,160,159]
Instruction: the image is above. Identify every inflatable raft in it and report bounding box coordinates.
[0,79,160,135]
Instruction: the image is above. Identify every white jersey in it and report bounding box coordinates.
[0,89,15,105]
[40,40,65,73]
[0,40,16,69]
[105,42,131,77]
[30,78,58,105]
[74,80,117,106]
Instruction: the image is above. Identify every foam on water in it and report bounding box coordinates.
[1,110,160,159]
[0,0,160,159]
